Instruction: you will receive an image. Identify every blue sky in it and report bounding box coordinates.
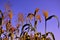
[0,0,60,40]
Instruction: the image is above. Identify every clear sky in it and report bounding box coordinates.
[0,0,60,40]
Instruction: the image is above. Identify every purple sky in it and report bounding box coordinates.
[0,0,60,40]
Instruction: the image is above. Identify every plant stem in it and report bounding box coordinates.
[45,17,47,40]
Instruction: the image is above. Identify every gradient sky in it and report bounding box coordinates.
[0,0,60,40]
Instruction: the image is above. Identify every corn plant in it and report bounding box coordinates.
[43,10,60,40]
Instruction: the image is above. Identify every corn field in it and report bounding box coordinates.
[0,6,60,40]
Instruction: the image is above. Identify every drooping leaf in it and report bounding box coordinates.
[20,24,31,36]
[46,15,59,28]
[25,27,30,30]
[46,32,55,40]
[27,13,34,20]
[21,24,31,31]
[46,15,57,21]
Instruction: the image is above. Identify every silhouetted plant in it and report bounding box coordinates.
[43,10,59,40]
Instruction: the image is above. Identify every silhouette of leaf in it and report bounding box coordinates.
[46,32,55,40]
[21,24,31,31]
[20,24,31,36]
[27,13,34,20]
[46,15,59,28]
[25,27,30,30]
